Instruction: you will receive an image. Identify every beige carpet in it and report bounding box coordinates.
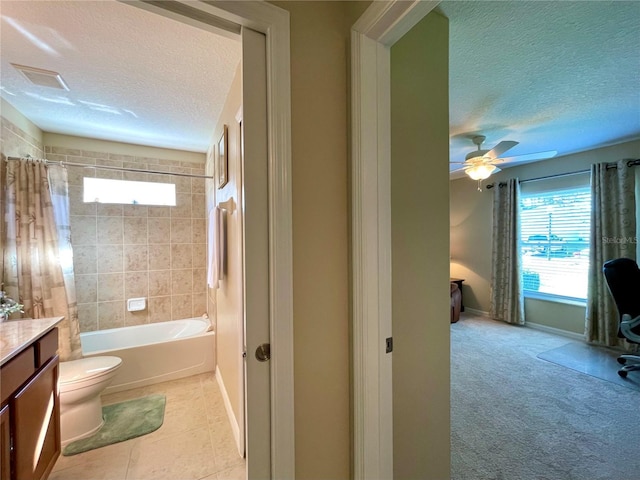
[451,314,640,480]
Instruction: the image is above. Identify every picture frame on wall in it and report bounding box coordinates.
[217,125,228,189]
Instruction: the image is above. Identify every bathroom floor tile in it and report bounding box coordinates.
[49,441,132,480]
[212,434,245,473]
[142,392,209,441]
[50,373,246,480]
[102,385,154,405]
[215,463,247,480]
[126,427,216,480]
[147,373,205,402]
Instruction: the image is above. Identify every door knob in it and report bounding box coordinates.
[255,343,271,362]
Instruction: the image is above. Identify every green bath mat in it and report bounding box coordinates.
[62,394,166,456]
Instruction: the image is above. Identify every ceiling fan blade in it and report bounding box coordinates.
[486,140,518,159]
[499,150,557,164]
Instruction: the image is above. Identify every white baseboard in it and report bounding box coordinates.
[463,307,490,317]
[525,322,586,341]
[215,366,242,454]
[463,308,586,341]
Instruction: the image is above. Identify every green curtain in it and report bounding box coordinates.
[490,178,525,325]
[586,160,636,347]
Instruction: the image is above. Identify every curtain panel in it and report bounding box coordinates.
[586,160,637,347]
[48,164,82,359]
[3,159,81,360]
[490,178,525,325]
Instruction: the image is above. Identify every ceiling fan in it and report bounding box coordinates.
[452,135,557,185]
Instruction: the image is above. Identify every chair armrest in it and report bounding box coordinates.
[620,314,640,343]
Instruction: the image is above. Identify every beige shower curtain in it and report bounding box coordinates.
[3,159,81,360]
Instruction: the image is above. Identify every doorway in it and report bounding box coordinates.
[134,3,295,477]
[351,2,450,479]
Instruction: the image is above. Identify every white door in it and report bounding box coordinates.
[241,26,271,479]
[127,3,294,476]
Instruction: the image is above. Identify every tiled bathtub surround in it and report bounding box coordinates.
[45,146,208,332]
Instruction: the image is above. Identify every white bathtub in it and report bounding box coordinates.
[81,317,215,394]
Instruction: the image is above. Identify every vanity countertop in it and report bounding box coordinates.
[0,317,63,366]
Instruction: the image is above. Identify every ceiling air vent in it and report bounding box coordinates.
[11,64,69,91]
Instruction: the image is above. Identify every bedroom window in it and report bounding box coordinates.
[520,178,591,301]
[83,177,176,206]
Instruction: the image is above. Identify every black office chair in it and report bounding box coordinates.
[602,257,640,378]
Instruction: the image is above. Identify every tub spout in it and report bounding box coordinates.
[202,313,214,332]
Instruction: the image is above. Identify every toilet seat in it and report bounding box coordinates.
[59,356,122,388]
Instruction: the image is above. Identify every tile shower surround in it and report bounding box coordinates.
[45,146,208,332]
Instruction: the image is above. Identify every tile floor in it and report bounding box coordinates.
[50,373,246,480]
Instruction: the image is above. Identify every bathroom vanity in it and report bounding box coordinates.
[1,317,63,480]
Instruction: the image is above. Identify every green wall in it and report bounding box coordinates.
[391,10,451,479]
[269,2,371,478]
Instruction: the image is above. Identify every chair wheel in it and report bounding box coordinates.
[617,357,627,365]
[618,370,628,378]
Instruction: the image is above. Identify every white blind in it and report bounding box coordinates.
[520,186,591,300]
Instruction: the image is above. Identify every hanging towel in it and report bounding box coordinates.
[207,206,221,289]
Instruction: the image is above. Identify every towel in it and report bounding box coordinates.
[207,207,221,289]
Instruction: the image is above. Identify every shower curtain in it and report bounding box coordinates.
[3,159,81,360]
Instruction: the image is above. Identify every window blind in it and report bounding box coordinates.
[520,186,591,300]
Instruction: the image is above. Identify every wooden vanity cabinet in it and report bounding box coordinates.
[0,328,60,480]
[1,404,10,480]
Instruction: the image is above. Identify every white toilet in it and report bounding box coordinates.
[58,356,122,445]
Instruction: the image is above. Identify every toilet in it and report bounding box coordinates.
[58,356,122,445]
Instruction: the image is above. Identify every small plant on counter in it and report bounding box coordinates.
[0,289,23,321]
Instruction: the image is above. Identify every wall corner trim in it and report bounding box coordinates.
[351,2,441,479]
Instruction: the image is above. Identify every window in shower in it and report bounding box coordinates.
[83,177,176,206]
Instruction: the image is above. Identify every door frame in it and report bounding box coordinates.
[350,2,440,478]
[128,2,294,478]
[206,4,294,478]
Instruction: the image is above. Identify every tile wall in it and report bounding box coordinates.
[44,146,208,332]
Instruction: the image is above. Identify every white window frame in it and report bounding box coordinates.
[83,177,176,206]
[520,184,591,303]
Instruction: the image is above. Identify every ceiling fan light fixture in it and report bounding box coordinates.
[466,163,498,180]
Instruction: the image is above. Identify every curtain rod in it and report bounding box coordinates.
[6,156,213,180]
[486,158,640,190]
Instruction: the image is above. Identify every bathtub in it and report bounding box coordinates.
[81,317,215,394]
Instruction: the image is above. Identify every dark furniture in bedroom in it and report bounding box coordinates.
[451,282,462,323]
[602,257,640,378]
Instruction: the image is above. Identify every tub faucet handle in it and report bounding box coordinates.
[202,313,214,332]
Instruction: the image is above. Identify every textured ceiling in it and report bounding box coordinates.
[439,0,640,175]
[1,1,638,163]
[0,0,241,153]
